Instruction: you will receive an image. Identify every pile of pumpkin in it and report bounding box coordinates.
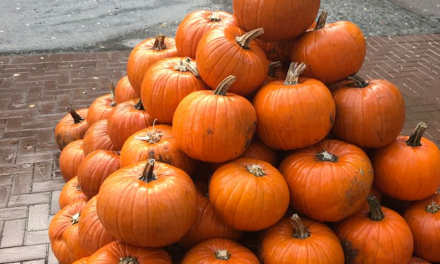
[49,0,440,263]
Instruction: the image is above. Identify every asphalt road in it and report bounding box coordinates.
[0,0,439,55]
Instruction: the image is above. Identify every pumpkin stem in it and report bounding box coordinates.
[406,122,427,147]
[119,256,139,264]
[284,62,307,85]
[139,159,156,183]
[207,11,221,22]
[367,195,385,221]
[214,75,236,96]
[291,214,310,239]
[236,28,264,49]
[71,212,80,225]
[67,107,84,124]
[135,119,164,144]
[347,75,369,88]
[215,249,231,260]
[316,151,338,162]
[134,99,145,111]
[426,200,440,214]
[109,83,117,106]
[314,11,328,30]
[246,164,266,177]
[152,35,167,51]
[173,57,200,76]
[268,61,283,78]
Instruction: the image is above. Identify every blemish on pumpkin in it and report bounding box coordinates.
[330,114,334,125]
[341,240,359,264]
[158,154,172,165]
[345,176,366,207]
[207,128,213,135]
[359,168,364,176]
[245,138,251,149]
[148,149,155,158]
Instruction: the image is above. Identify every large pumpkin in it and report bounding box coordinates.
[82,119,117,156]
[114,76,139,104]
[372,122,440,201]
[335,195,413,264]
[127,35,177,94]
[403,193,440,262]
[140,57,206,124]
[332,75,405,148]
[290,11,367,84]
[233,0,320,41]
[253,62,335,150]
[260,214,344,263]
[279,139,373,222]
[86,86,116,128]
[173,76,257,163]
[120,124,195,175]
[175,10,236,58]
[59,140,85,182]
[96,159,197,247]
[55,108,88,150]
[59,176,88,209]
[196,26,268,96]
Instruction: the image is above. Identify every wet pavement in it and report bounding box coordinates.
[0,0,440,55]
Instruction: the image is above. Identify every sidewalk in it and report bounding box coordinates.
[0,33,439,263]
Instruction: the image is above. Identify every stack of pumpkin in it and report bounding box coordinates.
[50,0,440,263]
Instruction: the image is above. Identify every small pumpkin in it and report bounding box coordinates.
[55,108,88,150]
[59,176,88,209]
[82,119,117,156]
[59,140,85,182]
[114,76,139,104]
[86,85,117,128]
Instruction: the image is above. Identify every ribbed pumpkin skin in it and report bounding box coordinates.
[59,140,85,182]
[173,90,257,163]
[332,79,405,148]
[140,57,207,124]
[96,161,197,247]
[55,108,88,150]
[196,26,268,96]
[403,193,440,262]
[82,119,117,156]
[73,257,89,264]
[335,206,413,264]
[233,0,320,41]
[182,239,260,264]
[176,10,236,58]
[86,241,172,263]
[78,197,115,256]
[120,125,195,175]
[290,21,366,84]
[107,99,153,150]
[77,150,120,199]
[87,94,115,128]
[127,37,177,94]
[114,76,139,104]
[408,257,431,264]
[372,136,440,201]
[253,78,335,150]
[279,139,373,222]
[59,176,87,209]
[260,216,344,264]
[209,158,290,231]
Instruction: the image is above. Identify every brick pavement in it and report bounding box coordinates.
[0,34,439,263]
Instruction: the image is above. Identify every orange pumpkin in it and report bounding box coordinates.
[82,119,117,156]
[86,85,116,128]
[73,257,89,264]
[114,76,139,104]
[59,140,85,182]
[408,257,432,264]
[59,176,87,209]
[55,108,88,150]
[265,61,287,84]
[256,39,292,66]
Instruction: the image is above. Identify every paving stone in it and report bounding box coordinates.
[0,219,26,247]
[11,174,32,195]
[0,207,27,221]
[8,192,50,207]
[25,230,50,245]
[0,244,47,262]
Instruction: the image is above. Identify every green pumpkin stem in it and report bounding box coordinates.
[67,107,84,124]
[152,35,167,51]
[367,195,385,221]
[268,61,283,77]
[207,12,222,22]
[109,83,117,106]
[71,212,80,225]
[284,62,307,85]
[236,28,264,49]
[119,256,139,264]
[291,214,310,239]
[214,75,236,96]
[246,164,266,177]
[315,11,328,30]
[135,119,164,144]
[347,75,369,88]
[316,151,338,162]
[174,57,200,76]
[406,122,427,147]
[215,250,231,260]
[426,200,440,214]
[139,159,156,183]
[134,99,145,111]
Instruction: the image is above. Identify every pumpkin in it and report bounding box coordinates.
[196,27,268,96]
[78,197,115,256]
[59,176,87,209]
[335,195,413,264]
[408,257,432,264]
[86,241,172,263]
[279,139,373,222]
[114,76,139,104]
[290,11,367,84]
[260,214,344,263]
[127,35,178,94]
[86,85,116,128]
[96,159,197,247]
[107,99,153,150]
[59,140,85,182]
[73,257,89,264]
[140,57,206,124]
[175,10,236,59]
[210,158,289,231]
[331,75,406,148]
[253,62,335,150]
[178,182,243,249]
[55,108,88,150]
[381,194,412,215]
[372,122,440,201]
[265,61,287,84]
[256,39,292,66]
[233,0,320,41]
[403,193,440,262]
[181,238,260,264]
[77,150,120,199]
[173,76,257,163]
[82,119,117,156]
[120,124,195,175]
